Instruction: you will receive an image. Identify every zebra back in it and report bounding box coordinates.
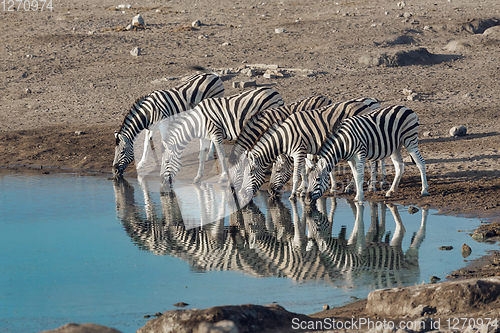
[320,105,419,167]
[198,87,284,142]
[116,72,224,141]
[228,95,332,166]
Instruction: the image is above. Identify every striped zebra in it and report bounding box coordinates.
[268,98,383,197]
[227,95,332,166]
[240,98,380,201]
[306,105,429,204]
[112,69,224,178]
[160,87,284,185]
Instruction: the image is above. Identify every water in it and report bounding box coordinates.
[0,171,496,333]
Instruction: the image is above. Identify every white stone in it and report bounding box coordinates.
[132,14,145,27]
[130,47,141,56]
[449,125,467,137]
[192,20,201,28]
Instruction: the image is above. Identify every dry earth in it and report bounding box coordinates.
[1,0,500,330]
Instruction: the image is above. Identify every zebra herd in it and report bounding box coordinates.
[112,68,430,204]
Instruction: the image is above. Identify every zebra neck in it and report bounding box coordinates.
[323,134,349,173]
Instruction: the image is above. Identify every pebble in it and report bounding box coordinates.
[430,276,441,283]
[408,206,419,214]
[173,302,189,308]
[323,304,330,310]
[439,245,453,251]
[462,243,472,258]
[130,47,141,56]
[132,14,145,27]
[449,125,467,137]
[192,20,201,28]
[275,27,285,33]
[397,1,406,9]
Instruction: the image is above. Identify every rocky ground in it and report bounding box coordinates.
[2,0,500,331]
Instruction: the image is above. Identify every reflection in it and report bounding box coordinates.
[112,178,428,288]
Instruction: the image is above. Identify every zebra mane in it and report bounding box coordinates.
[117,95,149,134]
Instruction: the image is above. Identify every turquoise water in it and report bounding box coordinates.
[0,171,496,333]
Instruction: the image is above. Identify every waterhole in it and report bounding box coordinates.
[0,172,496,332]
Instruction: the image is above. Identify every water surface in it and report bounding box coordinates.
[0,172,495,333]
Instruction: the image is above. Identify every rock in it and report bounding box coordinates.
[74,131,85,135]
[444,39,472,52]
[359,48,437,67]
[449,125,467,137]
[439,245,453,251]
[239,80,256,88]
[473,223,500,241]
[192,20,201,28]
[198,320,238,333]
[39,323,121,333]
[483,25,500,38]
[174,302,189,308]
[221,42,231,46]
[462,243,472,258]
[430,276,441,283]
[130,47,141,56]
[407,92,420,101]
[132,14,145,27]
[422,131,432,137]
[275,28,285,33]
[137,304,312,333]
[403,12,412,18]
[367,277,500,317]
[397,1,406,9]
[323,304,330,310]
[116,4,131,9]
[408,206,419,214]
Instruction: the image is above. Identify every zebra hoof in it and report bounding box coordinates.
[289,194,297,202]
[385,190,394,197]
[421,190,430,197]
[193,176,201,184]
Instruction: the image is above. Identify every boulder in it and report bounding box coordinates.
[40,323,122,333]
[366,277,500,317]
[137,304,312,333]
[483,25,500,38]
[449,125,467,137]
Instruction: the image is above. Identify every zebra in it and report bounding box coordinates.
[240,98,380,201]
[306,105,429,204]
[112,69,225,179]
[160,87,284,185]
[227,95,332,166]
[268,98,384,197]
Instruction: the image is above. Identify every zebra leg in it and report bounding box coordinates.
[386,149,404,197]
[379,159,386,191]
[211,134,229,183]
[408,149,429,196]
[368,160,377,192]
[194,139,211,183]
[290,155,305,201]
[329,171,337,193]
[136,129,153,169]
[348,154,366,203]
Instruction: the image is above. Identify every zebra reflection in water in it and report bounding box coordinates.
[112,178,427,288]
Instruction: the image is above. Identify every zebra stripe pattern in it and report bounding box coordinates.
[160,87,284,184]
[306,105,429,203]
[112,71,224,178]
[268,97,382,196]
[227,95,332,166]
[241,98,380,200]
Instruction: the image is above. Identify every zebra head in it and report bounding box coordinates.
[160,143,182,187]
[112,131,134,178]
[305,157,330,204]
[268,155,293,198]
[238,152,264,202]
